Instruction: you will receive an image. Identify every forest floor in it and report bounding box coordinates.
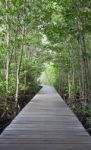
[64,95,91,136]
[0,87,41,134]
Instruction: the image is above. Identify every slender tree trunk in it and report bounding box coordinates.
[68,70,71,98]
[66,40,76,98]
[76,18,89,104]
[59,58,64,97]
[15,7,26,112]
[67,47,73,97]
[5,0,10,96]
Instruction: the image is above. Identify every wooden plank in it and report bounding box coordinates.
[0,137,91,144]
[2,129,88,136]
[0,144,91,150]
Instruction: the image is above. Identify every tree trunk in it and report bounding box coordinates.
[5,0,10,96]
[76,18,89,104]
[15,8,25,112]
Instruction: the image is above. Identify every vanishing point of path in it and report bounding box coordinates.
[0,85,91,150]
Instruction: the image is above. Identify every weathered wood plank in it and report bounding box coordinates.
[0,144,91,150]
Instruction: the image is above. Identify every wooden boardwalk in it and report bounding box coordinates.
[0,85,91,150]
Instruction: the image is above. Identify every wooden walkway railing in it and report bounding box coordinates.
[0,85,91,150]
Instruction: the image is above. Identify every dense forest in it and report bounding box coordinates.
[0,0,91,134]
